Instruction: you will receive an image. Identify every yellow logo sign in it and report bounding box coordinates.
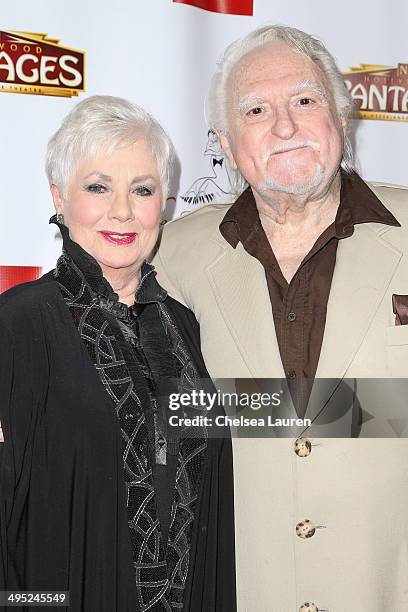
[0,30,85,97]
[343,64,408,122]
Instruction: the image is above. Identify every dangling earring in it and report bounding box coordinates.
[56,213,64,224]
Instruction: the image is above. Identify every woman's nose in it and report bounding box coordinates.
[108,192,134,222]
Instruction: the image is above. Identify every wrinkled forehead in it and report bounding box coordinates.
[227,41,327,104]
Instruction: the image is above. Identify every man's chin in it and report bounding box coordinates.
[258,167,324,196]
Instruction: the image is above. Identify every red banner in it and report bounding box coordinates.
[173,0,253,16]
[0,265,42,293]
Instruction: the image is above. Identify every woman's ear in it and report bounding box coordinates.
[50,183,65,214]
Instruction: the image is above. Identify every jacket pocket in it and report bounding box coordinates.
[386,324,408,346]
[386,325,408,376]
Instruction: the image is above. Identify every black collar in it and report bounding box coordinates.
[220,170,400,248]
[50,215,167,318]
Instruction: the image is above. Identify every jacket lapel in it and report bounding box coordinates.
[308,223,402,420]
[206,223,402,420]
[206,222,402,380]
[205,233,285,379]
[316,222,402,378]
[204,218,402,426]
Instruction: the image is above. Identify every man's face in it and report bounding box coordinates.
[220,41,345,197]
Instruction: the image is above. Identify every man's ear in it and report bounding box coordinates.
[217,130,238,170]
[50,183,65,214]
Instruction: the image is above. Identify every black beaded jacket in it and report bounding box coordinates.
[0,219,236,612]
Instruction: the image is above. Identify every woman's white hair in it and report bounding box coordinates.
[208,25,355,195]
[46,95,175,204]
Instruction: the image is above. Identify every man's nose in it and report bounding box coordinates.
[108,192,134,222]
[271,106,296,140]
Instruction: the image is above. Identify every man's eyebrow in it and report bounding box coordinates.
[235,95,266,113]
[290,80,328,98]
[235,82,327,113]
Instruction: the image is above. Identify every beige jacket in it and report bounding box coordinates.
[153,182,408,611]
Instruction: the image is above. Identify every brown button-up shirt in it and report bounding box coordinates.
[219,171,399,417]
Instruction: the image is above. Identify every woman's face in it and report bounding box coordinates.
[52,140,162,278]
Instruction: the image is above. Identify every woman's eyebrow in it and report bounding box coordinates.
[82,173,156,183]
[130,174,157,184]
[83,172,112,182]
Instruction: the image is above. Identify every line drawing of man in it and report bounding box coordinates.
[181,129,235,205]
[154,25,408,611]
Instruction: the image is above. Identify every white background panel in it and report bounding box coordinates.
[1,0,407,272]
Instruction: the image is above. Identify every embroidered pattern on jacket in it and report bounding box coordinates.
[55,254,207,611]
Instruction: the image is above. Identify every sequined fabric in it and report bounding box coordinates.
[52,217,207,611]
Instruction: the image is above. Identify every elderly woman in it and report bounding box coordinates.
[0,96,235,611]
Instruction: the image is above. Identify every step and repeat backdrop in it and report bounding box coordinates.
[1,0,407,288]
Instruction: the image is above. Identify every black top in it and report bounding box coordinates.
[55,218,199,567]
[0,221,236,612]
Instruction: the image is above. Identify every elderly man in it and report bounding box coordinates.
[154,25,408,612]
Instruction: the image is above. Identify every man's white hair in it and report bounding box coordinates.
[207,25,355,195]
[46,95,175,204]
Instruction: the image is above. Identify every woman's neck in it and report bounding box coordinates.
[100,263,142,306]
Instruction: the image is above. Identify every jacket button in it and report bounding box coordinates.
[287,311,296,322]
[294,437,312,457]
[299,604,318,612]
[296,519,316,539]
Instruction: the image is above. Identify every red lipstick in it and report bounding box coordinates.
[98,231,137,245]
